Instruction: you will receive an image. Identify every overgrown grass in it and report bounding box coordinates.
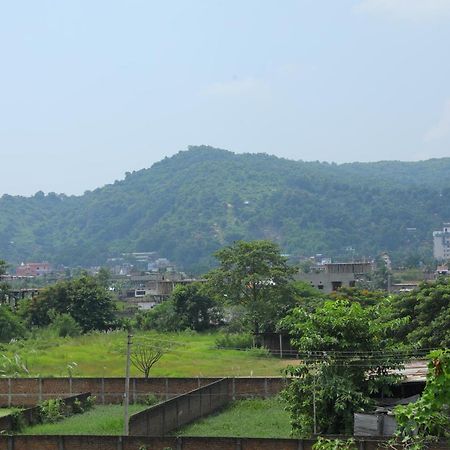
[5,330,291,377]
[21,404,147,435]
[0,408,15,417]
[175,397,291,438]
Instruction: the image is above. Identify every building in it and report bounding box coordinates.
[433,223,450,260]
[16,262,52,277]
[295,262,374,293]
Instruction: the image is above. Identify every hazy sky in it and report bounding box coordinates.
[1,0,450,196]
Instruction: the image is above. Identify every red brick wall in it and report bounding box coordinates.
[0,377,286,407]
[0,436,445,450]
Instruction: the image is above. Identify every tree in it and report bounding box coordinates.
[391,277,450,348]
[205,240,296,334]
[22,274,117,332]
[282,299,405,436]
[172,283,219,331]
[0,305,25,342]
[130,339,168,378]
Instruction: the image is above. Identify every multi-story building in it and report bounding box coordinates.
[295,261,374,293]
[433,223,450,261]
[16,262,52,277]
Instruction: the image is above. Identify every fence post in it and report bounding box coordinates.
[38,378,43,403]
[7,378,11,407]
[101,377,105,404]
[58,436,65,450]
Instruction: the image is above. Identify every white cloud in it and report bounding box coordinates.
[203,77,270,99]
[356,0,450,21]
[424,99,450,141]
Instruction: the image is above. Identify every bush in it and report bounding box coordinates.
[51,313,82,338]
[39,398,64,423]
[141,393,159,406]
[245,346,271,358]
[0,306,25,342]
[215,333,253,350]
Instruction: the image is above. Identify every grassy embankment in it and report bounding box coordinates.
[175,397,291,438]
[21,404,147,435]
[6,330,292,377]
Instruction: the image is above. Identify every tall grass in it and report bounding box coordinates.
[3,330,291,377]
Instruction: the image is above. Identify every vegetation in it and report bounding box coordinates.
[20,274,117,332]
[0,330,290,377]
[130,339,167,378]
[282,299,405,436]
[21,404,147,435]
[205,240,296,333]
[0,147,449,272]
[391,349,450,449]
[391,277,450,349]
[137,282,220,332]
[175,397,291,438]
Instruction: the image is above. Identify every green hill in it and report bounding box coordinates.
[1,146,449,272]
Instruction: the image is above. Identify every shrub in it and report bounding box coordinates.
[215,333,253,350]
[245,346,271,358]
[141,393,159,406]
[51,313,82,338]
[0,306,25,342]
[39,398,65,423]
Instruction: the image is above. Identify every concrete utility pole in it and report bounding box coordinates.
[124,333,133,435]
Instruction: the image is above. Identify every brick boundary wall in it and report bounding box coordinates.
[0,392,91,433]
[0,377,286,407]
[129,378,231,436]
[0,435,447,450]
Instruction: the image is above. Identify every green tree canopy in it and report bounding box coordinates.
[391,277,450,349]
[22,274,117,332]
[282,299,405,436]
[205,240,296,334]
[172,283,218,331]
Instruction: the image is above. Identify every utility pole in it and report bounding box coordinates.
[124,333,133,435]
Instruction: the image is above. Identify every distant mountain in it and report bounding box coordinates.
[1,146,449,273]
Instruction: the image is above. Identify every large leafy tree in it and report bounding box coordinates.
[205,240,296,334]
[22,274,117,332]
[282,299,405,436]
[172,283,218,331]
[391,277,450,348]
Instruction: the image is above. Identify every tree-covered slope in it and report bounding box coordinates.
[1,146,449,272]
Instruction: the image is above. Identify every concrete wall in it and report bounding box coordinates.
[0,435,446,450]
[129,378,231,436]
[0,377,286,407]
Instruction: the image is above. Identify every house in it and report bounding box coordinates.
[295,262,374,293]
[16,262,52,277]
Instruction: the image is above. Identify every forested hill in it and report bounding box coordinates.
[1,146,450,273]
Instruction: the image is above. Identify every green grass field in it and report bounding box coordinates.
[21,404,147,435]
[0,408,16,417]
[7,330,292,377]
[175,397,291,438]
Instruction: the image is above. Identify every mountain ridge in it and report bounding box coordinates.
[1,146,449,272]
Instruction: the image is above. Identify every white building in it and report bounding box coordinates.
[433,223,450,261]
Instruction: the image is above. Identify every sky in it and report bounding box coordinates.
[1,0,450,196]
